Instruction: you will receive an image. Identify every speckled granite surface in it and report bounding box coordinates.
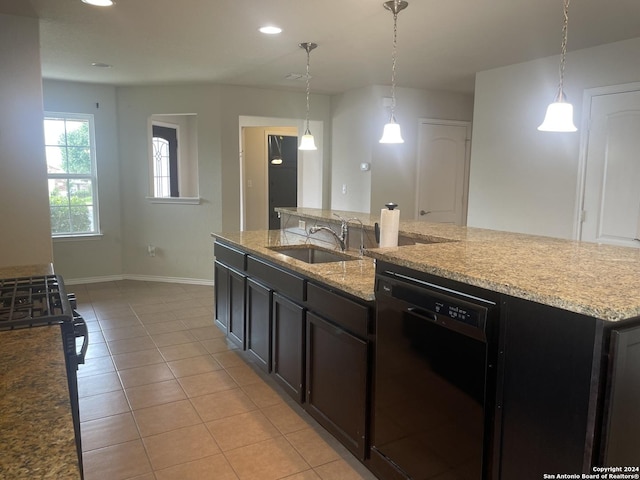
[212,230,376,302]
[0,264,54,279]
[219,208,640,321]
[0,327,80,479]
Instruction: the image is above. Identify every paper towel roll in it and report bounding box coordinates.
[379,207,400,247]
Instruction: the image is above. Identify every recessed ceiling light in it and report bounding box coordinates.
[82,0,114,6]
[259,26,282,35]
[91,62,112,68]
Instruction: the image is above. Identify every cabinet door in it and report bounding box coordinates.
[499,297,601,478]
[272,293,305,403]
[247,278,272,372]
[305,311,368,459]
[227,269,246,349]
[214,261,229,333]
[602,324,640,464]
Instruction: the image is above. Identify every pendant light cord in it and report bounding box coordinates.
[556,0,570,101]
[389,7,399,119]
[305,46,312,134]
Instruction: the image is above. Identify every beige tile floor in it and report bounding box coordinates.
[72,280,378,480]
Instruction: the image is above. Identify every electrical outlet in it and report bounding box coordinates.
[298,220,306,230]
[147,245,156,257]
[342,184,347,194]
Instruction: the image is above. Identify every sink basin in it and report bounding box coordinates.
[268,246,357,264]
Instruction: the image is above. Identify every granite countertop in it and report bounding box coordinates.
[212,230,376,302]
[0,327,81,479]
[219,208,640,322]
[0,263,54,279]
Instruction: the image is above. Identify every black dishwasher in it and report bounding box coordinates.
[372,267,500,480]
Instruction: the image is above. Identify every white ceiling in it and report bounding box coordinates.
[3,0,640,95]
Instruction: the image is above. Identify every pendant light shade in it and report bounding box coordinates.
[380,0,408,144]
[538,0,577,133]
[269,135,283,165]
[299,42,318,151]
[538,93,577,132]
[379,119,404,144]
[298,133,317,150]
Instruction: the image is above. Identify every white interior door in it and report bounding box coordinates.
[580,88,640,248]
[415,120,470,225]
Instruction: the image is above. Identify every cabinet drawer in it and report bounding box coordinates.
[246,256,305,303]
[214,241,246,271]
[306,283,370,338]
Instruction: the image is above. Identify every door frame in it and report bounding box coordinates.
[414,118,472,224]
[575,81,640,240]
[238,116,324,231]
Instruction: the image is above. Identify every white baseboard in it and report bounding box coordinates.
[63,275,125,285]
[64,274,214,286]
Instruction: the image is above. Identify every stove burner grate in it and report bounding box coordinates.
[0,275,71,329]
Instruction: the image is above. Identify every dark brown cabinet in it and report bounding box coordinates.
[214,241,247,340]
[303,283,372,460]
[601,323,640,465]
[213,239,372,463]
[498,296,604,478]
[213,261,229,333]
[227,268,246,349]
[246,278,272,372]
[306,311,368,459]
[272,292,305,403]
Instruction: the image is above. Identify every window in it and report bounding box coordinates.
[152,124,179,197]
[44,113,99,236]
[147,114,199,202]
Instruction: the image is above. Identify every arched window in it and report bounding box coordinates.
[152,124,179,197]
[152,136,171,197]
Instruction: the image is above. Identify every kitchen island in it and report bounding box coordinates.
[213,208,640,479]
[0,264,82,480]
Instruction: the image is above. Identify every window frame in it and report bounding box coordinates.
[151,121,180,198]
[44,112,101,238]
[146,114,201,204]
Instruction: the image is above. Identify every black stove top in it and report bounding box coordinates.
[0,275,74,329]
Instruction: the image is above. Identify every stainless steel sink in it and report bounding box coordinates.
[268,246,357,264]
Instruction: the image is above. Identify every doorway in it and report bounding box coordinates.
[578,82,640,248]
[239,116,324,231]
[415,119,471,225]
[268,135,298,229]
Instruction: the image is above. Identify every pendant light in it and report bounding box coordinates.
[270,135,283,165]
[299,42,318,151]
[538,0,577,132]
[379,0,408,144]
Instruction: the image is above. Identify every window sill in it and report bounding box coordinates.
[53,234,104,242]
[146,196,201,205]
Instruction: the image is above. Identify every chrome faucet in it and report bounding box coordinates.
[308,214,349,251]
[347,217,365,255]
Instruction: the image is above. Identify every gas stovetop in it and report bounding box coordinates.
[0,275,74,329]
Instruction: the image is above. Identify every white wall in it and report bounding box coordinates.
[43,80,123,279]
[0,14,53,268]
[116,85,223,281]
[468,37,640,239]
[40,82,331,282]
[221,87,331,232]
[330,85,474,218]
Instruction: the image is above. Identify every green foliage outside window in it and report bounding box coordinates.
[63,123,92,174]
[45,116,97,235]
